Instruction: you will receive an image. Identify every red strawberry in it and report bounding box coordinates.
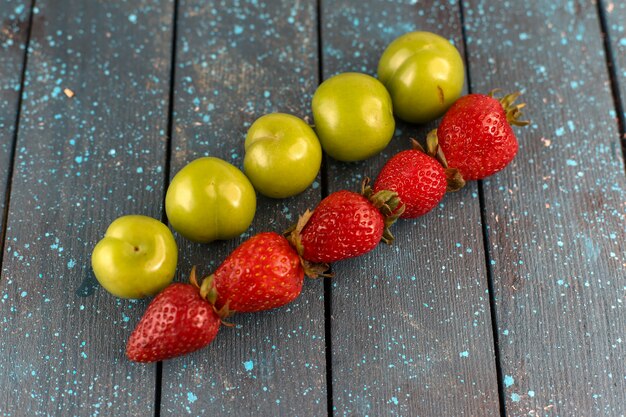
[374,145,448,218]
[435,91,529,181]
[288,182,404,264]
[126,278,221,363]
[206,232,305,313]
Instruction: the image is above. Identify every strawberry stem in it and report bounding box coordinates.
[284,210,332,278]
[445,168,466,192]
[199,274,218,305]
[489,89,530,127]
[361,178,405,244]
[189,266,200,288]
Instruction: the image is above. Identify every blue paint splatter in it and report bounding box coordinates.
[459,351,469,358]
[566,159,578,166]
[555,127,565,136]
[128,14,137,24]
[243,360,254,371]
[504,375,514,387]
[234,25,244,35]
[511,393,521,402]
[67,259,76,269]
[20,291,27,298]
[528,390,535,398]
[390,396,398,405]
[187,392,197,403]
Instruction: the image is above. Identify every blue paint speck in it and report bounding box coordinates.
[243,360,254,371]
[555,127,565,137]
[511,393,521,402]
[128,14,137,24]
[67,259,76,269]
[459,350,469,358]
[504,375,514,387]
[187,392,197,403]
[566,159,578,167]
[528,390,535,398]
[234,25,244,35]
[391,396,398,405]
[20,291,27,298]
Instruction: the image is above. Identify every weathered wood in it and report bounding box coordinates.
[604,0,626,129]
[463,0,626,415]
[321,1,500,415]
[0,1,174,415]
[160,1,327,415]
[0,0,30,239]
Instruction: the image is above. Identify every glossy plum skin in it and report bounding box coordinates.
[244,113,322,198]
[378,31,465,124]
[91,215,178,299]
[312,72,395,162]
[165,157,256,243]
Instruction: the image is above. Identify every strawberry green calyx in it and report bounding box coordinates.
[422,130,466,192]
[189,266,234,321]
[488,89,530,127]
[285,211,332,278]
[361,178,405,244]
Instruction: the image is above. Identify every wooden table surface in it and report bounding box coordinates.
[1,0,625,416]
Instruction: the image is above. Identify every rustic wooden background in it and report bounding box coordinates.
[1,0,625,416]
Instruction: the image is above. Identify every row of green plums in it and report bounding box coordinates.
[92,31,465,299]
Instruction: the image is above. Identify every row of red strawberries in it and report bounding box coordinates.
[126,91,528,363]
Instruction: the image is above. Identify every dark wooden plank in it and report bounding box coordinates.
[0,1,174,415]
[160,1,326,415]
[605,1,626,127]
[0,0,30,238]
[321,1,500,415]
[463,0,626,415]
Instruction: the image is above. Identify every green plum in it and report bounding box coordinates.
[377,31,465,124]
[244,113,322,198]
[311,72,395,162]
[165,157,256,243]
[91,215,178,299]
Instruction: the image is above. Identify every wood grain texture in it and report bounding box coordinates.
[463,0,626,415]
[320,1,500,415]
[604,0,626,127]
[160,1,327,415]
[0,1,174,415]
[0,0,30,239]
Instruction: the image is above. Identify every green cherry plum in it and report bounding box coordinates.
[165,157,256,243]
[91,215,178,299]
[244,113,322,198]
[377,31,465,124]
[312,72,395,162]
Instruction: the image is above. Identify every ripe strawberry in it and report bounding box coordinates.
[288,182,404,264]
[206,232,305,313]
[126,278,221,363]
[435,91,529,181]
[374,144,448,218]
